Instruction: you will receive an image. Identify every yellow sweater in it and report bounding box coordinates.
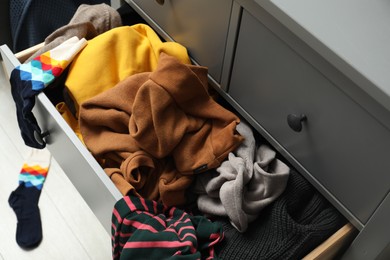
[60,24,191,140]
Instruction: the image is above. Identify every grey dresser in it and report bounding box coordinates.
[123,0,390,259]
[1,0,389,259]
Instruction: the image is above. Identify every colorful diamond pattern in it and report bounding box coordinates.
[16,52,66,91]
[18,164,49,190]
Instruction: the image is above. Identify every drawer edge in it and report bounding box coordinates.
[304,223,357,260]
[0,44,19,77]
[34,93,122,233]
[1,44,122,233]
[14,42,45,63]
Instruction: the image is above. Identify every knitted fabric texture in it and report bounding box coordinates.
[18,160,49,190]
[79,53,243,206]
[112,195,224,259]
[26,3,122,62]
[17,148,51,189]
[8,148,51,248]
[17,37,86,90]
[195,120,290,232]
[215,169,347,260]
[10,36,87,148]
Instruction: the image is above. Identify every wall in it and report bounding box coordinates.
[0,0,12,50]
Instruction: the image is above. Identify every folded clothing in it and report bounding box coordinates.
[112,195,224,260]
[215,169,347,260]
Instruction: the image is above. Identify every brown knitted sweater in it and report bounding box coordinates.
[79,53,243,206]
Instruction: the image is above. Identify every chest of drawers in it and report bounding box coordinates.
[124,0,390,258]
[3,0,389,259]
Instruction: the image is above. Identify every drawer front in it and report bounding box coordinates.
[228,10,390,224]
[0,44,122,233]
[128,0,232,83]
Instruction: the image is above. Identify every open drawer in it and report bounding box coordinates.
[1,43,357,259]
[0,43,122,234]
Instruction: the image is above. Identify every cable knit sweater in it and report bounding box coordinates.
[79,53,243,206]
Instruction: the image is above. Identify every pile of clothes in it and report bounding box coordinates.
[11,3,347,259]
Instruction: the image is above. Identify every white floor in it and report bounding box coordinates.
[0,63,112,259]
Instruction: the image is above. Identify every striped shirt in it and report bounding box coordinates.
[112,195,224,259]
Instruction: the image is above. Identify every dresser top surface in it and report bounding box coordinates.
[255,0,390,113]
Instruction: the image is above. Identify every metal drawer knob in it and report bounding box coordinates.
[155,0,164,5]
[34,130,50,146]
[287,114,307,132]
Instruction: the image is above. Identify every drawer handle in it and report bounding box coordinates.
[155,0,164,5]
[34,131,50,146]
[287,114,307,132]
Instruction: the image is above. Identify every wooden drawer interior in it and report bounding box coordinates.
[304,223,357,260]
[0,39,358,259]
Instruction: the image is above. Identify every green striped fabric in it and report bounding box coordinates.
[112,195,224,259]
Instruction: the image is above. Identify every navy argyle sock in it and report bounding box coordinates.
[8,148,51,248]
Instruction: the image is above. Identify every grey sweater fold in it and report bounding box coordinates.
[195,120,290,232]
